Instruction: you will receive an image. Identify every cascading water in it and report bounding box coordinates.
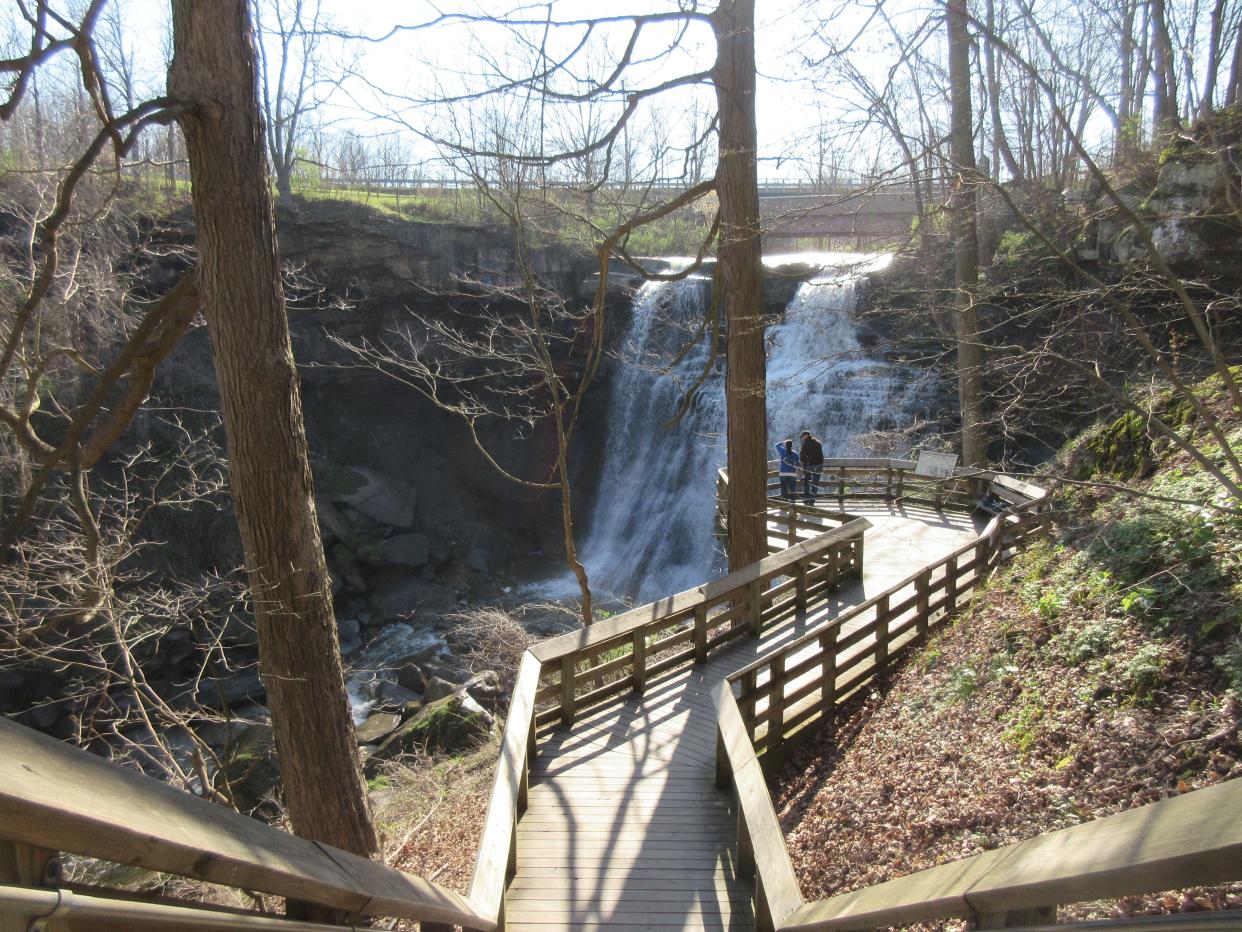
[766,255,934,452]
[577,274,726,603]
[578,252,938,605]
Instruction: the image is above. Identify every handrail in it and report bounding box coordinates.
[778,777,1242,930]
[532,517,870,729]
[532,518,870,665]
[722,457,1046,520]
[467,651,541,926]
[0,718,491,930]
[711,473,1239,928]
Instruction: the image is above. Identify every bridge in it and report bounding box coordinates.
[757,183,933,251]
[2,461,1240,931]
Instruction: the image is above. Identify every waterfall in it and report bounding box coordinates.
[766,255,933,453]
[577,252,936,605]
[577,275,726,604]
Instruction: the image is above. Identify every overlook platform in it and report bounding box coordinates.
[8,462,1235,932]
[506,499,984,930]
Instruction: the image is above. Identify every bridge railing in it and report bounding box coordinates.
[0,719,491,931]
[528,517,870,731]
[711,474,1242,930]
[464,515,871,930]
[723,457,1045,522]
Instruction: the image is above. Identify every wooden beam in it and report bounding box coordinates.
[0,721,486,930]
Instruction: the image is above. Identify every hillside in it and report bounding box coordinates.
[775,374,1242,922]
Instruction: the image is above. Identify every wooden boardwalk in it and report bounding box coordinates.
[506,501,983,930]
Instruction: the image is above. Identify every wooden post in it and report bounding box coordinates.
[0,841,59,932]
[827,544,839,590]
[631,629,647,695]
[852,536,864,578]
[974,539,988,586]
[916,569,931,639]
[507,816,518,881]
[559,656,576,729]
[527,720,539,766]
[794,562,808,615]
[517,757,529,815]
[820,624,838,713]
[837,466,846,505]
[755,874,775,932]
[874,594,891,674]
[694,605,708,664]
[786,504,797,547]
[945,555,959,614]
[885,464,893,500]
[741,670,758,740]
[737,810,755,879]
[767,655,786,753]
[895,466,905,499]
[748,579,763,637]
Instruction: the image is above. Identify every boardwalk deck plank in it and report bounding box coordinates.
[506,502,983,931]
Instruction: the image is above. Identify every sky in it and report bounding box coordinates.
[94,0,894,183]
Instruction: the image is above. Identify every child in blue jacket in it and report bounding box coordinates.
[775,439,800,501]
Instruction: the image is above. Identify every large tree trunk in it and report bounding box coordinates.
[713,0,767,573]
[1150,0,1180,144]
[947,0,986,467]
[983,0,1023,182]
[169,0,378,860]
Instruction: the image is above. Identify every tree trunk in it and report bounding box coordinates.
[984,0,1023,182]
[169,0,378,859]
[1226,19,1242,106]
[1199,0,1227,118]
[713,0,767,573]
[947,0,986,467]
[1151,0,1180,145]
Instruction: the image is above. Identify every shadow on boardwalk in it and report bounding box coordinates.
[505,502,985,931]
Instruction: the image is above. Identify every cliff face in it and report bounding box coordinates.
[146,198,601,618]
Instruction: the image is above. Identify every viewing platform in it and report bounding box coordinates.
[4,460,1241,932]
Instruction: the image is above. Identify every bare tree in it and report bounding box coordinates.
[947,0,986,467]
[253,0,332,203]
[169,0,378,863]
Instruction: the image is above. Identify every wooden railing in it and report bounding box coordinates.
[723,458,1045,522]
[711,474,1242,930]
[464,516,870,929]
[529,518,869,731]
[729,506,1045,758]
[714,685,1242,931]
[0,460,1047,932]
[0,719,491,931]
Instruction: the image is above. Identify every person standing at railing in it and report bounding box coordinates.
[799,429,824,505]
[776,439,801,501]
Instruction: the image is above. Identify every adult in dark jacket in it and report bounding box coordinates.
[775,439,800,501]
[799,430,824,505]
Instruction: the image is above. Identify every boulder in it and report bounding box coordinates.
[328,542,368,593]
[466,543,489,574]
[421,659,472,685]
[423,676,457,702]
[369,577,456,620]
[465,670,503,712]
[355,711,402,745]
[218,724,280,814]
[375,681,420,710]
[370,533,431,568]
[323,465,416,529]
[368,690,494,765]
[395,662,427,694]
[316,497,356,546]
